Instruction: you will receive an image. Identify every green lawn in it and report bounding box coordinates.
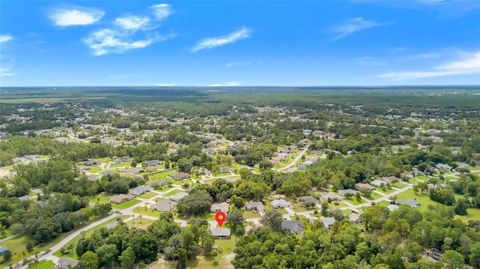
[112,199,141,209]
[328,201,349,209]
[375,187,395,195]
[139,192,157,199]
[165,189,185,197]
[89,166,102,172]
[109,162,131,168]
[28,260,54,269]
[345,197,367,205]
[88,194,110,205]
[455,208,480,223]
[368,192,383,200]
[133,206,162,218]
[396,189,450,212]
[292,203,308,213]
[149,170,177,180]
[242,210,261,219]
[392,182,408,189]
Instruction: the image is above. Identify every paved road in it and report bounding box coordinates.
[274,144,310,172]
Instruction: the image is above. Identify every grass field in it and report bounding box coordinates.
[149,170,177,180]
[139,192,157,199]
[27,260,55,269]
[88,194,110,205]
[396,189,450,212]
[375,187,395,195]
[133,206,163,218]
[89,166,102,172]
[242,210,261,219]
[345,197,367,205]
[455,208,480,223]
[112,199,141,209]
[165,189,185,197]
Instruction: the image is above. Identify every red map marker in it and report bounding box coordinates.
[215,211,226,228]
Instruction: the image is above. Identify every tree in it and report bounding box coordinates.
[119,247,136,269]
[203,236,215,256]
[81,251,99,269]
[441,250,464,269]
[260,210,283,232]
[454,199,468,215]
[177,191,213,216]
[96,244,118,268]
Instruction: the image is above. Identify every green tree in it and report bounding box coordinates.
[441,250,464,269]
[119,247,136,269]
[81,251,99,269]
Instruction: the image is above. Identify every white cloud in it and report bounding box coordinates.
[208,81,241,87]
[115,16,150,30]
[49,7,104,27]
[150,4,172,20]
[155,83,176,86]
[84,29,154,56]
[331,17,383,40]
[0,67,15,77]
[226,61,252,67]
[192,27,251,52]
[381,51,480,79]
[401,52,442,61]
[0,34,13,44]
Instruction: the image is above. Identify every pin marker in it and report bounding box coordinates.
[215,211,226,228]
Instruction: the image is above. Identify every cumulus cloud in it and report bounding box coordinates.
[84,29,155,56]
[115,15,150,30]
[381,50,480,79]
[331,17,383,40]
[49,7,104,27]
[192,27,251,52]
[0,34,13,44]
[150,4,172,20]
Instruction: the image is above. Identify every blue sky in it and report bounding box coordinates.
[1,0,479,86]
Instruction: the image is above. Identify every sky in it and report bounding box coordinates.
[0,0,480,87]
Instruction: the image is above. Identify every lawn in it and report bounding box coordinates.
[149,170,177,180]
[109,162,131,168]
[375,187,395,195]
[368,192,383,200]
[89,166,102,173]
[126,217,154,230]
[28,260,54,269]
[133,206,162,218]
[455,208,480,223]
[242,210,261,219]
[112,199,141,209]
[328,201,349,209]
[396,189,450,212]
[345,197,367,206]
[392,182,408,189]
[88,194,110,205]
[165,189,185,197]
[139,192,157,199]
[292,203,308,213]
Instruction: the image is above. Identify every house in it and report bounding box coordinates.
[355,183,374,191]
[302,196,319,206]
[245,201,264,212]
[151,200,175,212]
[110,194,134,204]
[143,160,162,167]
[114,156,132,163]
[271,199,291,209]
[18,195,30,202]
[84,159,100,166]
[397,199,420,208]
[320,192,343,202]
[338,189,358,197]
[382,176,400,183]
[436,163,452,171]
[298,161,314,170]
[169,172,190,180]
[210,202,229,213]
[128,185,153,196]
[149,180,170,188]
[348,213,361,224]
[168,192,189,202]
[121,167,145,175]
[54,257,79,269]
[219,167,234,174]
[210,227,231,239]
[370,180,384,187]
[281,220,305,234]
[387,204,399,211]
[0,246,9,256]
[320,217,336,229]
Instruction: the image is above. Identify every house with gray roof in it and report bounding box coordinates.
[168,191,189,202]
[210,227,231,239]
[397,199,420,208]
[128,185,153,196]
[302,196,319,206]
[271,199,291,209]
[320,217,336,229]
[54,257,79,269]
[387,204,399,211]
[281,220,305,234]
[245,201,264,212]
[143,160,162,167]
[338,189,358,196]
[370,180,384,187]
[210,202,229,213]
[169,172,191,180]
[84,160,100,166]
[348,213,361,224]
[151,200,175,212]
